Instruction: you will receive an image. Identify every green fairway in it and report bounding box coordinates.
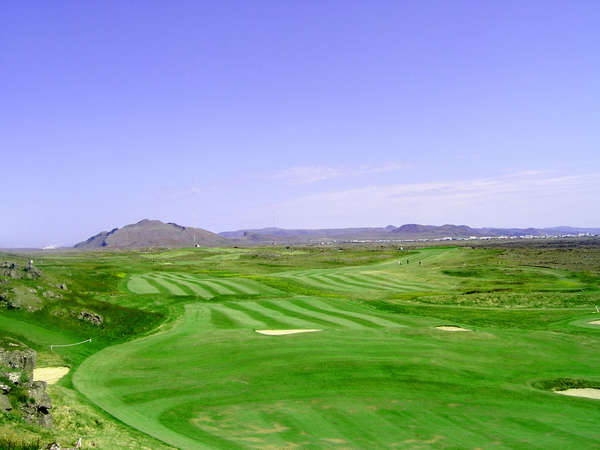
[70,246,600,449]
[74,297,600,449]
[3,244,600,448]
[127,273,280,299]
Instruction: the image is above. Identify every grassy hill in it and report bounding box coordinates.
[75,219,226,249]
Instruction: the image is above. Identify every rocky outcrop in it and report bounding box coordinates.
[0,288,18,309]
[2,262,22,279]
[0,391,12,412]
[24,381,53,426]
[0,337,53,427]
[0,341,36,377]
[76,310,103,326]
[2,261,42,280]
[23,264,42,279]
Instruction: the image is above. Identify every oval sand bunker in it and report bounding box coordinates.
[588,320,600,325]
[555,388,600,400]
[33,367,70,384]
[255,329,321,336]
[435,325,472,332]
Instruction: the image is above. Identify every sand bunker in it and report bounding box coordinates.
[435,326,472,332]
[555,388,600,400]
[255,329,321,336]
[33,366,70,384]
[589,320,600,325]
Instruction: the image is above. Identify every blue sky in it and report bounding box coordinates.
[2,1,599,247]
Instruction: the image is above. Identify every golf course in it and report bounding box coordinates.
[2,244,600,448]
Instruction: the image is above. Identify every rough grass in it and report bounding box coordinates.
[0,433,40,450]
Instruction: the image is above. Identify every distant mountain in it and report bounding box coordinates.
[220,227,390,240]
[220,224,600,243]
[75,219,226,249]
[219,224,480,242]
[74,220,600,249]
[390,224,477,238]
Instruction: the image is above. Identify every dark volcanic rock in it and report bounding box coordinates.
[2,262,22,279]
[23,265,42,279]
[0,289,18,309]
[0,338,53,427]
[77,310,103,326]
[24,381,53,427]
[0,341,36,379]
[0,393,12,412]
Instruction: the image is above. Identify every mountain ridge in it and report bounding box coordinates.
[74,220,600,249]
[219,224,600,242]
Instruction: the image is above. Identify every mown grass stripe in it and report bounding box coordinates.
[264,301,368,329]
[259,301,341,328]
[209,279,256,295]
[284,275,327,290]
[209,304,267,328]
[142,276,173,295]
[357,272,420,290]
[145,274,187,296]
[168,275,223,297]
[326,273,391,291]
[343,273,410,291]
[223,302,294,329]
[153,275,196,296]
[239,278,281,295]
[209,308,237,328]
[366,273,432,291]
[283,300,373,329]
[241,302,320,329]
[190,281,222,297]
[303,298,405,328]
[160,274,214,298]
[170,273,204,282]
[197,280,236,295]
[176,275,278,296]
[293,298,380,328]
[127,275,159,294]
[302,274,356,291]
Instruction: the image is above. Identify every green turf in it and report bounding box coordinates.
[74,298,600,449]
[127,273,280,299]
[2,244,600,448]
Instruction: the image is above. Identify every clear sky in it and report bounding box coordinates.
[2,1,599,247]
